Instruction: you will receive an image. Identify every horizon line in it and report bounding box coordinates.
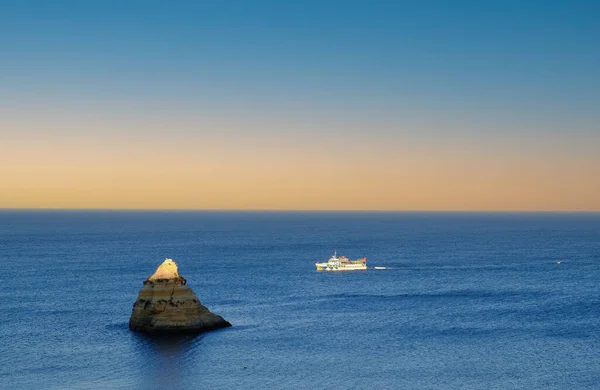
[1,207,599,214]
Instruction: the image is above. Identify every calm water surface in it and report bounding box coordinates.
[1,211,599,389]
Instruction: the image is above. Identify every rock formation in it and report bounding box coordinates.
[129,258,231,333]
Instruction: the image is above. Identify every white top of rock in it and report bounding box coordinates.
[148,258,180,281]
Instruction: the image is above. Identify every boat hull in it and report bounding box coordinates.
[316,266,367,271]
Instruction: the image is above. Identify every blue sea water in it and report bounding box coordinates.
[1,211,599,389]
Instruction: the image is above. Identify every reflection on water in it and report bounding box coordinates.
[133,333,203,389]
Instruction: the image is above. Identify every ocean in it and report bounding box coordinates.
[1,211,599,389]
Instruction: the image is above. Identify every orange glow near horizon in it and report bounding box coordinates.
[2,117,599,211]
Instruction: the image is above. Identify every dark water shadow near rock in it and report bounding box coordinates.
[137,332,203,354]
[132,333,203,389]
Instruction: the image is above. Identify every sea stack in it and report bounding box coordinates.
[129,258,231,333]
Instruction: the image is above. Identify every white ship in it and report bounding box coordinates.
[315,251,367,271]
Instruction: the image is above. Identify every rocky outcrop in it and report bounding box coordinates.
[129,258,231,333]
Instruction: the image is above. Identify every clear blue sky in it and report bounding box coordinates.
[1,1,599,210]
[3,1,599,113]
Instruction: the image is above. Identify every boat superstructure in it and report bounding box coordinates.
[315,251,367,271]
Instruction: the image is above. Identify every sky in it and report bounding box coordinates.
[1,0,599,210]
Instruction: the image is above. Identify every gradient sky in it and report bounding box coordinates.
[1,0,599,210]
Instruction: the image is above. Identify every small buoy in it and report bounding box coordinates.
[243,364,247,369]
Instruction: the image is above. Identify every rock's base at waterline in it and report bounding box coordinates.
[129,259,231,334]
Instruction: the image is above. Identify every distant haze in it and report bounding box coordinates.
[1,1,599,210]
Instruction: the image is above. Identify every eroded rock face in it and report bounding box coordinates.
[129,259,231,333]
